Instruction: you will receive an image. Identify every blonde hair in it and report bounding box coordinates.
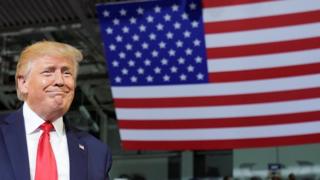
[15,41,83,100]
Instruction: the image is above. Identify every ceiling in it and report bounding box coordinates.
[0,0,122,143]
[0,0,110,32]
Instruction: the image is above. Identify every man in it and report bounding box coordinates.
[0,41,112,180]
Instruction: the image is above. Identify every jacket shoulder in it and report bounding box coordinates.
[0,110,22,125]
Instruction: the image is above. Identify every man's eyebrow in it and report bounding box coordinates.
[42,66,55,71]
[61,66,72,71]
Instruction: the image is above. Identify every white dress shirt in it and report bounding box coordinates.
[23,103,70,180]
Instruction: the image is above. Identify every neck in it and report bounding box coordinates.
[25,102,64,122]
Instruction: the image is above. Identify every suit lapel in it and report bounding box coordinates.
[66,128,88,180]
[0,110,30,180]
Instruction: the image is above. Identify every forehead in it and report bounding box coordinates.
[32,55,75,68]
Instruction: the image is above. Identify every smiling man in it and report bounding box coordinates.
[0,41,112,180]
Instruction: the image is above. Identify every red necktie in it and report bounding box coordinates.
[35,122,58,180]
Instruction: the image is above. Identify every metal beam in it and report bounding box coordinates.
[80,84,110,143]
[67,0,102,50]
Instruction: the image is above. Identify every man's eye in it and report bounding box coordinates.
[64,71,72,76]
[41,71,51,75]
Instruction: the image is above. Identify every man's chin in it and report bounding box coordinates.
[52,95,64,105]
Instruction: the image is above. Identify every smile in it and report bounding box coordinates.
[47,91,67,95]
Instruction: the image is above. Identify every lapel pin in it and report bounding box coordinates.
[79,144,85,150]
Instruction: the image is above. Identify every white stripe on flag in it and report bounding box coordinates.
[208,49,320,72]
[203,0,320,22]
[120,121,320,140]
[205,23,320,48]
[111,74,320,98]
[115,98,320,120]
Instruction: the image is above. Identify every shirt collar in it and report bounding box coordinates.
[23,102,65,137]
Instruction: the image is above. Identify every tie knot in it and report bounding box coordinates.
[40,122,54,133]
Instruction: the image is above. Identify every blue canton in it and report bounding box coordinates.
[97,0,209,86]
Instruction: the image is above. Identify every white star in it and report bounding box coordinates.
[191,21,199,28]
[170,66,178,73]
[144,59,151,66]
[142,42,149,49]
[109,44,116,51]
[121,68,128,75]
[137,7,144,14]
[154,67,161,74]
[154,5,161,13]
[195,56,202,63]
[135,51,142,58]
[132,34,139,41]
[137,67,144,74]
[197,73,204,80]
[172,4,179,12]
[113,18,120,25]
[139,25,146,32]
[193,39,201,46]
[181,13,189,20]
[152,50,159,57]
[130,17,137,24]
[178,57,185,64]
[125,44,132,51]
[115,76,121,83]
[146,75,153,82]
[159,41,166,49]
[164,14,171,21]
[163,74,170,81]
[185,48,193,55]
[173,22,181,29]
[176,40,183,48]
[183,31,191,38]
[180,74,187,81]
[128,60,135,66]
[119,52,126,59]
[146,15,154,23]
[187,65,194,72]
[122,26,129,33]
[112,60,119,67]
[103,10,110,17]
[116,35,122,42]
[168,49,176,56]
[119,9,127,16]
[161,58,168,65]
[166,32,174,39]
[149,33,156,40]
[189,2,197,10]
[106,27,113,34]
[156,23,164,31]
[130,76,138,83]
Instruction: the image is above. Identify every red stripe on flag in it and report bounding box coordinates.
[209,62,320,82]
[118,111,320,129]
[206,37,320,58]
[202,0,273,8]
[114,87,320,108]
[122,133,320,150]
[205,10,320,34]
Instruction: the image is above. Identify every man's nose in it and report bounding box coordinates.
[54,72,65,86]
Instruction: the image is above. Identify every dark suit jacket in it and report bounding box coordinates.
[0,109,112,180]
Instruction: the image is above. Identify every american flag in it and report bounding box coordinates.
[96,0,320,150]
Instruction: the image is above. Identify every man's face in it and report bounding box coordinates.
[19,55,76,121]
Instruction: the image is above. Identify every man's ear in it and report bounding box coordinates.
[17,75,28,94]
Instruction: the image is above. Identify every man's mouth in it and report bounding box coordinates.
[47,91,67,96]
